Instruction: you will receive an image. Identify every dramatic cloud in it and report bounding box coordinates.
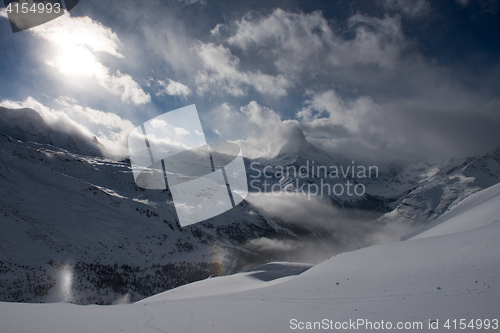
[1,3,498,164]
[30,13,150,105]
[194,42,289,97]
[297,87,500,163]
[204,85,500,164]
[297,90,371,133]
[0,97,135,158]
[246,193,416,262]
[203,101,298,158]
[224,9,406,77]
[194,8,500,163]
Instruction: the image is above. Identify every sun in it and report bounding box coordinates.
[50,45,106,77]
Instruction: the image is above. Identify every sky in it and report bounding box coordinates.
[0,0,499,163]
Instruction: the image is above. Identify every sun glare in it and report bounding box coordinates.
[51,45,105,77]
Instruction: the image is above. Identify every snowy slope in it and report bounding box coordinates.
[137,262,313,302]
[402,181,500,240]
[1,182,499,332]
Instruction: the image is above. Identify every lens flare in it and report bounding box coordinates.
[60,264,73,302]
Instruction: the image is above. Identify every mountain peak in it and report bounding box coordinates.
[276,127,308,156]
[0,106,104,157]
[0,107,53,144]
[274,127,334,164]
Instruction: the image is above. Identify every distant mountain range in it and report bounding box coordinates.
[248,122,500,224]
[0,106,499,304]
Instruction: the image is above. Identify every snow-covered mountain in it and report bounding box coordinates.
[0,132,294,304]
[0,106,499,307]
[1,177,499,333]
[0,106,105,157]
[378,147,500,224]
[273,126,336,166]
[249,126,500,220]
[0,108,379,305]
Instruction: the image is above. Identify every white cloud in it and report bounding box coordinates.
[343,14,405,69]
[31,14,124,58]
[246,193,416,261]
[174,127,190,136]
[200,82,500,164]
[194,42,289,97]
[30,13,150,105]
[0,7,8,19]
[149,119,169,130]
[146,9,407,101]
[294,87,500,164]
[296,90,390,161]
[4,6,495,164]
[210,23,225,36]
[155,79,191,98]
[203,101,297,159]
[194,9,499,162]
[224,9,406,76]
[227,9,333,52]
[1,96,136,158]
[297,90,372,133]
[240,100,283,128]
[105,72,151,105]
[190,9,500,163]
[246,237,297,252]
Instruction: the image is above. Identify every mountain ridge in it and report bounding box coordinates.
[0,106,105,157]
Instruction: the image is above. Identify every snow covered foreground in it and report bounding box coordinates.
[1,184,499,332]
